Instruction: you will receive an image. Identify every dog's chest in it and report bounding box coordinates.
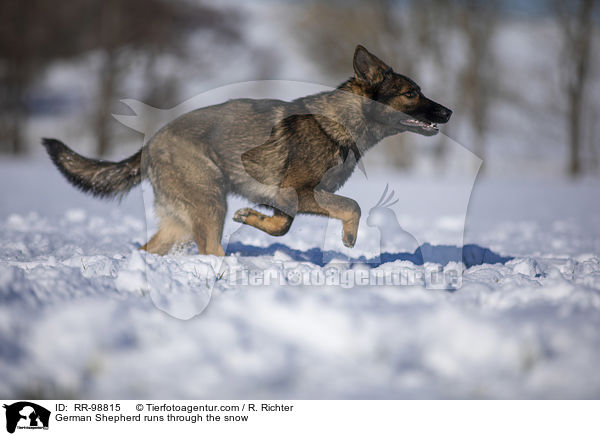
[282,144,357,191]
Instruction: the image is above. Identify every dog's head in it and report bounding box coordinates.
[352,45,452,136]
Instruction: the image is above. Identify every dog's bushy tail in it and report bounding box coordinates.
[42,138,144,199]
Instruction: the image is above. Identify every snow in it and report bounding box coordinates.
[1,155,599,399]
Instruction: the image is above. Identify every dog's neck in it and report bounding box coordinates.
[297,78,399,156]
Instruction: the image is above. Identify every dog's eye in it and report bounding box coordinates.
[403,91,417,99]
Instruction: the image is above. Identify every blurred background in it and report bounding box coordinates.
[0,0,598,178]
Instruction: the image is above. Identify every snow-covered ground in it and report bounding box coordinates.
[1,155,599,399]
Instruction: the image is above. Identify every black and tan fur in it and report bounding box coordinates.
[43,46,451,255]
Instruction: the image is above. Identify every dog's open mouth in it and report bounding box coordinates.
[401,118,439,131]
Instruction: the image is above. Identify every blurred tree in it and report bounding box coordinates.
[0,0,240,156]
[409,0,456,171]
[589,105,599,172]
[555,0,597,176]
[87,0,241,156]
[0,0,60,154]
[455,0,499,170]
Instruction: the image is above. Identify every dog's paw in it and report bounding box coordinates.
[233,208,252,223]
[342,230,357,248]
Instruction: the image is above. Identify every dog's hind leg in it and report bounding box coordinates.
[144,140,228,256]
[179,162,227,256]
[190,198,227,256]
[141,216,188,255]
[143,196,226,256]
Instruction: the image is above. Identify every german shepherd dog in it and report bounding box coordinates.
[43,46,451,256]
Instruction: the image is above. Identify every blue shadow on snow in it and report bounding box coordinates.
[225,242,513,269]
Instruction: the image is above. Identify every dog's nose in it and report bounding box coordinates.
[435,106,452,123]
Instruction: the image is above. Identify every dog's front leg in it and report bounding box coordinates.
[233,208,293,236]
[233,188,297,236]
[298,189,361,247]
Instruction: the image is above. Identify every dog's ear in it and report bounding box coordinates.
[353,45,391,84]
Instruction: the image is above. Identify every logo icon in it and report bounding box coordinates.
[3,402,50,434]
